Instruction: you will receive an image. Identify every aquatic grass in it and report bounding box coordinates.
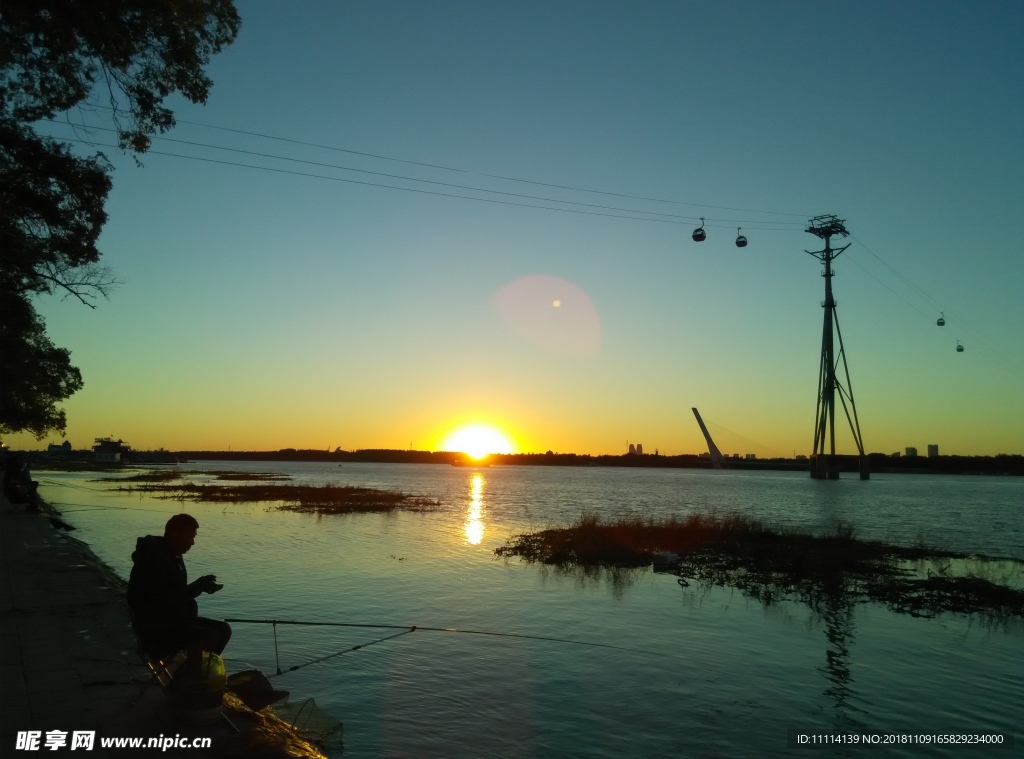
[96,469,292,483]
[496,511,875,567]
[496,512,1024,620]
[207,471,292,481]
[92,469,186,483]
[114,481,440,514]
[32,461,124,472]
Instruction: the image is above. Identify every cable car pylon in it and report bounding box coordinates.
[806,215,869,480]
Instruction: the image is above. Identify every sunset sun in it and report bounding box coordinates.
[441,425,515,459]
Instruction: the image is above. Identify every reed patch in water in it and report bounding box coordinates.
[207,470,292,481]
[115,481,439,514]
[97,469,292,483]
[496,512,1024,620]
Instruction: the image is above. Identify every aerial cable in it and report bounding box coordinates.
[45,120,803,227]
[72,102,812,218]
[51,119,1011,366]
[843,253,935,322]
[55,137,800,231]
[48,119,802,228]
[850,234,1023,373]
[850,234,949,316]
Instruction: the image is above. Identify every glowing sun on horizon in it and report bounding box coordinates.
[442,425,515,459]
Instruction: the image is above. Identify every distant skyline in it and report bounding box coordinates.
[8,0,1023,456]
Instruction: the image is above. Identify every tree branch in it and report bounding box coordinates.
[37,262,120,308]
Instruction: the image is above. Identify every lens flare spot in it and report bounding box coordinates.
[493,275,601,356]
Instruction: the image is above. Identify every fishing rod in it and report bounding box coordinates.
[268,627,418,677]
[225,617,658,677]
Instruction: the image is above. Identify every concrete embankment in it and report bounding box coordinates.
[0,489,226,755]
[1,489,329,758]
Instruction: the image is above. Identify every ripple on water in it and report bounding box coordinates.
[38,463,1023,758]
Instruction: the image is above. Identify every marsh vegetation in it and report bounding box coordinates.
[108,470,439,515]
[496,512,1024,621]
[96,469,291,483]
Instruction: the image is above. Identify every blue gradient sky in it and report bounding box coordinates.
[12,0,1024,456]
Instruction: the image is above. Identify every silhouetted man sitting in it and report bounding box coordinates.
[128,514,231,678]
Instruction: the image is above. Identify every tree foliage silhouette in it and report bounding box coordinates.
[1,0,240,438]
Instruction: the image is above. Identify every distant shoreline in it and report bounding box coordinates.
[18,448,1023,476]
[165,450,1024,476]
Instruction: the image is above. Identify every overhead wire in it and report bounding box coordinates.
[54,136,802,231]
[52,108,1015,371]
[73,102,812,218]
[46,121,803,229]
[842,253,936,323]
[850,234,1023,374]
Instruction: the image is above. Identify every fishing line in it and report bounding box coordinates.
[44,500,180,514]
[226,617,658,664]
[269,627,417,678]
[35,477,122,493]
[49,502,170,514]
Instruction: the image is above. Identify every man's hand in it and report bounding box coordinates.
[192,574,224,594]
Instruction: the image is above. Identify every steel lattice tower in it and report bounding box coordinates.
[806,215,869,480]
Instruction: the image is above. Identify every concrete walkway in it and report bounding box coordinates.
[0,490,222,757]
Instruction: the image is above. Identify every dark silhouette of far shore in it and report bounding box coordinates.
[18,447,1022,476]
[166,449,1022,476]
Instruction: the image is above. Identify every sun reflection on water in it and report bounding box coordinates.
[464,473,485,545]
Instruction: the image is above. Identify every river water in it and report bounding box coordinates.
[38,463,1023,757]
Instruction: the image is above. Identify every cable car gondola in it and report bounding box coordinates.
[692,218,706,242]
[735,227,747,248]
[956,341,964,353]
[937,312,945,327]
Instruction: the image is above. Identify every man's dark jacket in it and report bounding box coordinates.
[127,535,200,643]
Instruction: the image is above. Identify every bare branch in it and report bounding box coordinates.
[37,262,121,308]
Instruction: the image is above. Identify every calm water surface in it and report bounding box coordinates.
[38,463,1023,758]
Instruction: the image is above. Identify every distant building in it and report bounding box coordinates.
[636,443,643,455]
[891,452,901,458]
[927,444,939,458]
[93,437,131,463]
[628,443,636,455]
[905,447,918,458]
[46,440,73,459]
[745,453,756,460]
